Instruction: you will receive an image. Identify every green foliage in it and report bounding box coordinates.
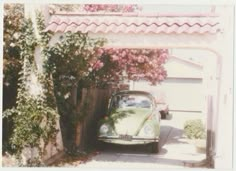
[3,4,24,127]
[9,97,58,154]
[44,30,106,152]
[46,32,106,83]
[3,16,59,166]
[36,12,57,110]
[45,30,106,120]
[184,119,206,139]
[3,17,38,158]
[36,12,52,47]
[3,4,24,87]
[99,108,135,128]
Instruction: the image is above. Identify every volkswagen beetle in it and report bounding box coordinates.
[97,90,161,153]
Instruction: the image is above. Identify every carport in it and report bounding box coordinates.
[130,50,205,112]
[26,4,234,169]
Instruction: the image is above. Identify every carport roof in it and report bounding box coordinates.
[45,12,221,34]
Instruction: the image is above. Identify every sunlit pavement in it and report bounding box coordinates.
[79,111,206,169]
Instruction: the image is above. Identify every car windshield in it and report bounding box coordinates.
[110,94,153,109]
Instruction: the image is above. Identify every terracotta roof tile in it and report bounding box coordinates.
[46,14,221,34]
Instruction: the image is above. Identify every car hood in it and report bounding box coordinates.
[110,107,152,136]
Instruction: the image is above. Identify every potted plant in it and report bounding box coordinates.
[184,119,206,153]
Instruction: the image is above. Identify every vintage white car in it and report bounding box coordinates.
[97,90,161,153]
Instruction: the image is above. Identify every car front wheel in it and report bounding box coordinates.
[152,142,159,153]
[147,142,159,153]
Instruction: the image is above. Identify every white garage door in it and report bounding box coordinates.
[162,78,203,112]
[131,78,204,112]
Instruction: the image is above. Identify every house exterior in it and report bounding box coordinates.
[23,3,234,169]
[130,51,204,112]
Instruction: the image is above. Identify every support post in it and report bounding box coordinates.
[206,95,215,167]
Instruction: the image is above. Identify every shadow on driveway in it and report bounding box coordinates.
[97,125,188,154]
[86,152,186,167]
[88,125,193,167]
[82,112,207,168]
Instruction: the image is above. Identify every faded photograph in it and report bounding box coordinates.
[1,2,234,169]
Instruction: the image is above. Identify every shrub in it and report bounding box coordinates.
[184,119,206,139]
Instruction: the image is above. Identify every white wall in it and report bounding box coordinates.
[213,6,234,169]
[130,79,204,112]
[165,56,203,78]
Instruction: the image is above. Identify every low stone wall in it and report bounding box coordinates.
[42,119,64,163]
[18,118,64,165]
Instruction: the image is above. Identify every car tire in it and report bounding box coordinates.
[160,111,166,119]
[147,142,159,153]
[151,142,159,153]
[96,141,104,151]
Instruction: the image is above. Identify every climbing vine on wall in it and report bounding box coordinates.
[83,4,141,12]
[3,16,58,166]
[35,12,57,111]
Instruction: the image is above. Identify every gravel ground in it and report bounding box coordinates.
[2,153,18,167]
[49,152,99,167]
[2,151,98,167]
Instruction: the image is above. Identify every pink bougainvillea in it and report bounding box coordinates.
[83,4,141,13]
[91,48,169,86]
[92,60,104,71]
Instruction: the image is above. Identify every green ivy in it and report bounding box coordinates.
[3,10,106,164]
[35,12,57,111]
[3,16,59,166]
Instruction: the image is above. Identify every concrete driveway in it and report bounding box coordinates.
[79,111,206,169]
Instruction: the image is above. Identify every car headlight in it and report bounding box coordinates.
[99,124,109,134]
[144,124,154,136]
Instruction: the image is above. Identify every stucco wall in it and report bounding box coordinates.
[131,79,204,112]
[213,6,234,169]
[164,58,202,79]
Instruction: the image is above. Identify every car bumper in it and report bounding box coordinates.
[98,135,159,145]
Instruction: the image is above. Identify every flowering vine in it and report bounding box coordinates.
[83,4,141,12]
[87,48,169,87]
[43,31,106,153]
